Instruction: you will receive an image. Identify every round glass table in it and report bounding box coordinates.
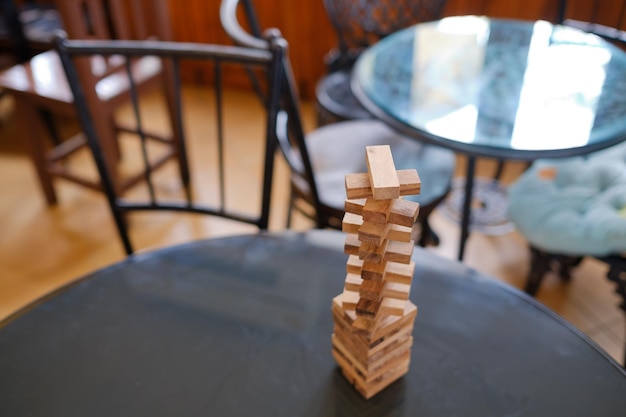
[352,16,626,259]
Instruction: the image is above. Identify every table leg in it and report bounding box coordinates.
[458,156,476,261]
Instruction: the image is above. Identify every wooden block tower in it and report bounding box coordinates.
[331,145,421,399]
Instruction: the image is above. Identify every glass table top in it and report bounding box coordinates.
[352,16,626,159]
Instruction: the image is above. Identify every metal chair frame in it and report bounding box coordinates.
[54,33,286,255]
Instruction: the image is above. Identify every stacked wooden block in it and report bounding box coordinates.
[331,145,421,399]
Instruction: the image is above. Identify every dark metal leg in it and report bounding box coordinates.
[286,186,294,228]
[458,156,476,261]
[493,159,505,181]
[602,256,626,368]
[526,247,551,295]
[418,217,440,247]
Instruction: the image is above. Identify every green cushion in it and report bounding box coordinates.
[507,148,626,256]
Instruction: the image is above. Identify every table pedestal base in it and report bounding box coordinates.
[440,177,516,236]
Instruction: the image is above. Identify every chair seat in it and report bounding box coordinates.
[304,119,456,210]
[508,147,626,256]
[0,50,162,104]
[315,70,372,123]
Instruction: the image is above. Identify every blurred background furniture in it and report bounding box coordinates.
[0,0,185,205]
[507,143,626,365]
[315,0,449,126]
[0,0,60,69]
[55,32,285,255]
[1,230,625,416]
[507,0,626,366]
[352,15,626,260]
[221,0,456,246]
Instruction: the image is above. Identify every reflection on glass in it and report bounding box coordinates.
[510,21,609,150]
[412,18,488,142]
[354,16,626,153]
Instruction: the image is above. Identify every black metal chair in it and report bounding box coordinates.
[54,33,285,255]
[316,0,448,126]
[220,0,456,246]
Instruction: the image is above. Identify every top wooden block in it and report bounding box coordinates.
[345,170,421,200]
[366,146,400,200]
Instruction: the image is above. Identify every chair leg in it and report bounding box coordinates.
[603,256,626,367]
[17,99,58,205]
[493,159,505,181]
[286,186,295,228]
[526,246,552,295]
[417,217,439,247]
[526,246,584,295]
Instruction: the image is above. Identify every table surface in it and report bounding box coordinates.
[352,16,626,160]
[1,231,624,417]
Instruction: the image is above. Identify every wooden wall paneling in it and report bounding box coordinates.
[165,0,626,99]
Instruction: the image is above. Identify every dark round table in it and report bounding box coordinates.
[1,231,624,416]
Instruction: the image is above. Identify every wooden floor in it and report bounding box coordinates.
[0,86,623,366]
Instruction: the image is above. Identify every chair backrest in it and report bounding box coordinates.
[220,0,328,228]
[557,0,626,45]
[54,32,286,255]
[53,0,171,88]
[54,0,170,41]
[322,0,448,70]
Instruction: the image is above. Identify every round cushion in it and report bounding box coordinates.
[305,119,456,210]
[507,151,626,256]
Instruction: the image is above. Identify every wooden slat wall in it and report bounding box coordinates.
[168,0,626,98]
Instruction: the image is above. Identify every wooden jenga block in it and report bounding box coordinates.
[366,146,400,200]
[346,255,363,275]
[361,260,386,281]
[348,279,410,302]
[384,282,411,300]
[384,261,415,284]
[380,298,406,316]
[352,315,378,332]
[356,298,381,317]
[332,333,412,379]
[397,169,421,195]
[388,199,419,227]
[383,240,414,264]
[344,273,362,292]
[344,234,360,256]
[358,221,390,246]
[332,345,411,399]
[333,322,412,363]
[359,280,385,301]
[345,198,366,216]
[359,240,388,263]
[387,223,415,242]
[345,174,373,200]
[370,301,417,341]
[368,323,414,359]
[342,212,362,234]
[359,358,411,399]
[362,199,393,224]
[341,290,360,310]
[332,303,355,330]
[345,170,422,201]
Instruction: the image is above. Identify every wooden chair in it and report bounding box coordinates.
[220,0,456,246]
[0,0,185,205]
[54,32,285,255]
